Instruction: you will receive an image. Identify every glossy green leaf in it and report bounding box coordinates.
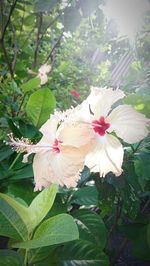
[0,197,28,241]
[0,185,58,234]
[124,94,150,118]
[0,144,13,162]
[71,186,98,206]
[61,240,109,264]
[60,259,109,266]
[21,77,40,92]
[0,193,31,233]
[12,214,79,249]
[26,88,56,128]
[10,164,33,180]
[28,184,58,230]
[73,209,107,249]
[0,250,23,266]
[134,153,150,190]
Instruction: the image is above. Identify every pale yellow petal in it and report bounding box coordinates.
[85,134,123,177]
[33,145,87,190]
[107,105,150,144]
[58,121,94,148]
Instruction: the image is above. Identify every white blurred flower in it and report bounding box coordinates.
[38,64,51,85]
[60,87,150,177]
[9,113,89,191]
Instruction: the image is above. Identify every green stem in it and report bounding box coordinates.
[8,153,21,170]
[24,249,28,266]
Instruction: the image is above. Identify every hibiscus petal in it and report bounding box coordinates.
[107,105,150,144]
[33,152,54,191]
[85,134,123,177]
[33,146,87,190]
[86,87,125,118]
[58,121,93,148]
[39,114,60,143]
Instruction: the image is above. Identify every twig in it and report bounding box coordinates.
[0,0,18,78]
[44,32,63,64]
[8,153,21,170]
[16,92,27,116]
[141,197,150,213]
[1,0,18,41]
[33,13,43,68]
[0,40,14,78]
[38,12,62,44]
[10,22,18,71]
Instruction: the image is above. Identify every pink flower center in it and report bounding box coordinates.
[92,116,110,136]
[52,139,61,153]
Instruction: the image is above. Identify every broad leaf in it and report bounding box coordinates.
[21,77,40,92]
[12,214,79,249]
[73,209,107,249]
[124,94,150,118]
[61,240,109,265]
[28,184,58,230]
[0,250,23,266]
[134,153,150,190]
[0,185,57,233]
[26,88,56,128]
[0,197,28,241]
[60,259,109,266]
[71,186,98,206]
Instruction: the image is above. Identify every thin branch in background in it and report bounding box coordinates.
[10,22,18,71]
[19,2,25,37]
[38,12,62,44]
[1,40,14,78]
[20,28,35,50]
[0,0,18,41]
[0,0,18,78]
[33,13,43,68]
[44,31,64,64]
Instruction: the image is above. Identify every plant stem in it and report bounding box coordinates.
[24,249,28,266]
[8,153,21,170]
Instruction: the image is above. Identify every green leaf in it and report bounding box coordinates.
[28,184,58,230]
[134,153,150,190]
[0,144,13,162]
[26,88,56,128]
[0,250,23,266]
[21,77,40,92]
[0,197,28,241]
[8,181,35,205]
[18,120,41,139]
[0,193,31,234]
[61,240,109,264]
[10,164,33,180]
[73,209,107,249]
[12,214,79,249]
[124,94,150,118]
[71,186,98,206]
[60,259,109,266]
[34,0,58,12]
[0,185,58,233]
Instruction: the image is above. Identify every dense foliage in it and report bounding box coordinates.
[0,0,150,265]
